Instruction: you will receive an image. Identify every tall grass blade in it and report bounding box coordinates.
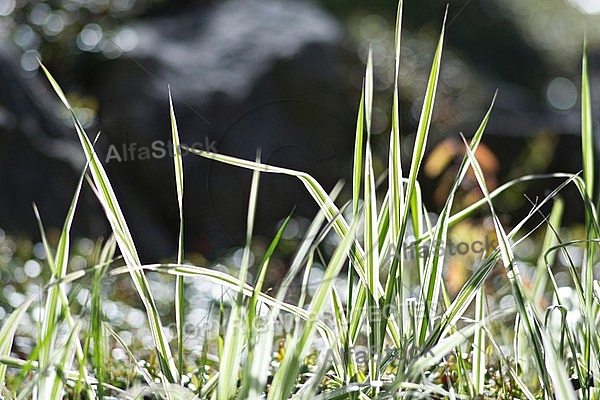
[364,142,381,385]
[268,215,358,399]
[426,174,579,350]
[169,88,186,379]
[461,134,552,396]
[416,93,496,346]
[353,87,365,216]
[365,49,373,138]
[0,296,36,391]
[388,0,406,339]
[532,198,564,303]
[88,236,116,397]
[380,8,445,351]
[472,286,485,394]
[34,156,93,397]
[218,156,261,400]
[581,43,598,392]
[541,329,578,400]
[39,63,179,384]
[239,216,291,399]
[50,321,82,400]
[400,10,445,232]
[581,44,594,198]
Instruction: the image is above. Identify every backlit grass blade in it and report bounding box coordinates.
[364,141,381,385]
[34,156,93,397]
[416,94,496,345]
[532,198,564,304]
[388,0,405,249]
[402,321,480,383]
[445,173,577,229]
[182,149,400,356]
[363,49,378,381]
[183,147,392,303]
[380,6,445,350]
[239,215,291,399]
[400,9,445,232]
[541,329,578,400]
[461,134,551,396]
[0,296,36,391]
[581,44,598,392]
[426,174,579,349]
[268,215,359,400]
[39,63,179,384]
[169,88,186,378]
[329,285,358,381]
[472,286,485,394]
[50,321,82,400]
[87,236,116,397]
[365,48,373,138]
[218,154,261,400]
[111,263,330,337]
[353,86,365,216]
[416,201,451,345]
[581,44,593,198]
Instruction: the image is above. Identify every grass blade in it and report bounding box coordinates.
[218,154,261,400]
[364,141,381,385]
[472,286,486,394]
[239,215,291,399]
[461,133,551,396]
[400,9,445,232]
[268,215,359,399]
[169,87,186,379]
[581,44,593,198]
[39,63,179,384]
[581,43,597,392]
[0,296,37,390]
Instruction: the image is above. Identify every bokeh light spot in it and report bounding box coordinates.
[546,77,577,111]
[77,23,103,51]
[20,49,41,71]
[43,12,65,36]
[13,24,39,50]
[28,3,51,26]
[568,0,600,14]
[0,0,15,17]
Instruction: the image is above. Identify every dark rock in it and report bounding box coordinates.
[0,40,105,243]
[86,0,356,259]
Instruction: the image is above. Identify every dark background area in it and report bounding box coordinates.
[0,0,598,261]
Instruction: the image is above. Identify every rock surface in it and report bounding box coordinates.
[85,0,355,259]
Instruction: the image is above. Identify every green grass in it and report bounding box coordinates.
[0,1,599,398]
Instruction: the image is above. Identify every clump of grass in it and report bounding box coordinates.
[0,1,598,398]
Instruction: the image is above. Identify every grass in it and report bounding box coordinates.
[1,1,599,398]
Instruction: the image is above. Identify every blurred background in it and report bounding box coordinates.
[0,0,599,264]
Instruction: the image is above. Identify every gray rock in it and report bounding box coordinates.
[0,40,105,242]
[87,0,355,258]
